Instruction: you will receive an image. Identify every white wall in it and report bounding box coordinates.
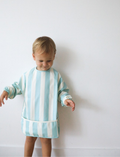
[0,0,120,154]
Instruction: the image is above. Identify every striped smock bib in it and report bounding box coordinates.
[4,67,72,138]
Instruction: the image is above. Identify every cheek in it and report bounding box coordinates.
[37,61,42,66]
[48,62,53,66]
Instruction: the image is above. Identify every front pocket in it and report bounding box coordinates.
[21,117,60,138]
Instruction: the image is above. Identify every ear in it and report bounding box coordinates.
[32,53,35,61]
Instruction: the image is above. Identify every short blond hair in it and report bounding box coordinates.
[32,36,56,54]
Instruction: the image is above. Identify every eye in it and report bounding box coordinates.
[39,60,43,62]
[47,60,51,62]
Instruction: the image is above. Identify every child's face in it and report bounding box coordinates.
[32,50,55,71]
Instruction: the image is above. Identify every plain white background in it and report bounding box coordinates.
[0,0,120,150]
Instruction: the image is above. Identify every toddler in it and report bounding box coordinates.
[0,36,75,157]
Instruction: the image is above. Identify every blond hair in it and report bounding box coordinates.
[32,36,56,54]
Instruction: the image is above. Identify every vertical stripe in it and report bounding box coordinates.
[30,69,37,120]
[58,73,62,88]
[38,122,42,137]
[49,68,54,121]
[26,120,31,136]
[22,74,26,118]
[35,72,41,121]
[58,81,64,91]
[44,70,50,121]
[29,121,33,136]
[53,70,58,120]
[52,121,58,138]
[33,122,38,136]
[22,102,26,118]
[39,72,45,121]
[47,122,52,138]
[27,69,34,119]
[24,70,31,119]
[42,123,48,138]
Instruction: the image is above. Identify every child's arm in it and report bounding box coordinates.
[58,73,75,111]
[4,81,23,99]
[0,73,26,106]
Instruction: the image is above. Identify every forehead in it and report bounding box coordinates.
[35,51,54,60]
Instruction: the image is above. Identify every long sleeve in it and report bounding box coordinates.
[58,73,72,107]
[4,73,26,99]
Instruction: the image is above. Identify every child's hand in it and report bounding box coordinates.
[0,91,8,107]
[64,99,75,111]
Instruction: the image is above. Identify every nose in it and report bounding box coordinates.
[43,62,47,67]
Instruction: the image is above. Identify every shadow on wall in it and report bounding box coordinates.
[53,46,81,73]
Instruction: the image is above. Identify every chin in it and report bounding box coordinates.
[43,68,49,70]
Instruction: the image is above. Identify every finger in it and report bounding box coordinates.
[71,103,75,111]
[67,103,75,111]
[64,100,69,106]
[2,100,5,105]
[67,100,75,106]
[72,106,75,111]
[69,101,75,107]
[66,99,72,103]
[1,97,5,105]
[0,100,2,107]
[66,102,69,106]
[5,96,8,100]
[65,99,72,104]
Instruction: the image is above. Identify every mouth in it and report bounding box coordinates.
[43,67,48,69]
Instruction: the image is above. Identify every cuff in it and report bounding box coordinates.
[63,95,73,106]
[4,87,10,95]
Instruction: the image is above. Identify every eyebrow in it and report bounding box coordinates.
[39,59,52,61]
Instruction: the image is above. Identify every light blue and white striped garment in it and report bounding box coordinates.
[4,67,72,138]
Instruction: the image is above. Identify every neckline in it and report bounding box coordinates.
[35,66,51,72]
